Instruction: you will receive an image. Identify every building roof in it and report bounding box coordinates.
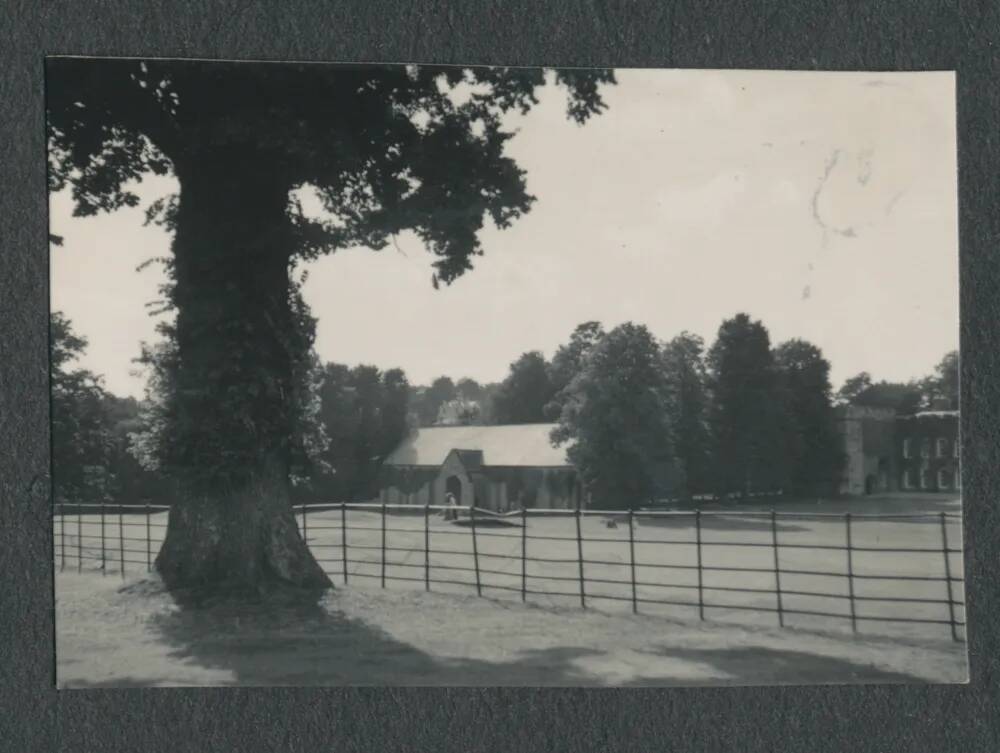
[901,410,960,419]
[384,424,571,468]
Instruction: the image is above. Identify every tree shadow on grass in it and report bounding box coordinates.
[67,594,610,688]
[626,645,930,686]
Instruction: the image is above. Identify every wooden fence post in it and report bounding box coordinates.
[628,508,637,614]
[424,502,430,591]
[940,512,959,642]
[302,502,309,545]
[145,501,151,571]
[845,513,857,633]
[771,510,784,627]
[341,502,348,584]
[695,510,704,621]
[575,506,586,608]
[520,506,527,602]
[470,505,482,597]
[380,501,387,588]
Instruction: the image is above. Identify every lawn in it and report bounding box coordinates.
[55,572,967,688]
[53,492,968,687]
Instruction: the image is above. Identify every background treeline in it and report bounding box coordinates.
[51,310,958,509]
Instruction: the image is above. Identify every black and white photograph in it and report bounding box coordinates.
[47,58,966,687]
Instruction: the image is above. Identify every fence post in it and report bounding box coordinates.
[380,501,387,588]
[695,510,704,621]
[520,506,527,602]
[424,502,430,591]
[575,505,586,608]
[470,505,482,597]
[940,512,959,642]
[145,501,151,571]
[845,513,857,633]
[59,505,65,572]
[628,508,637,614]
[100,500,106,574]
[341,502,348,584]
[77,503,83,573]
[118,505,125,579]
[302,502,309,545]
[770,509,784,628]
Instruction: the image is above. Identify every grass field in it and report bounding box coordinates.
[55,571,968,687]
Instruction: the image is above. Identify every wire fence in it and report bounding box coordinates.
[52,501,967,643]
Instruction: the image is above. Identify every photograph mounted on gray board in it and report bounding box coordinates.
[47,57,965,687]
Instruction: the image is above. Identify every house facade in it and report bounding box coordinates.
[835,404,960,495]
[379,423,586,511]
[896,410,961,492]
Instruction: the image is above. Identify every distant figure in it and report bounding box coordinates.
[443,492,458,521]
[605,518,618,529]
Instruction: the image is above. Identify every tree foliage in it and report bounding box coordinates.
[920,350,959,410]
[492,351,556,424]
[552,323,673,509]
[50,312,117,507]
[773,339,843,495]
[661,331,712,499]
[544,321,605,420]
[706,314,790,498]
[47,58,614,592]
[306,363,412,502]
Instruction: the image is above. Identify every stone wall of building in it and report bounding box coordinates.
[896,412,960,492]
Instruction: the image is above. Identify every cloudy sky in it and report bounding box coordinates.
[50,67,958,398]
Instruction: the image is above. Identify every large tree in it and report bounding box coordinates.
[919,350,959,410]
[661,331,712,500]
[544,321,605,420]
[47,59,613,596]
[836,372,923,414]
[491,351,556,424]
[552,323,673,509]
[773,339,843,496]
[706,314,790,499]
[50,312,117,508]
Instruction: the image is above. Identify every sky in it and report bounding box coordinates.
[49,67,959,399]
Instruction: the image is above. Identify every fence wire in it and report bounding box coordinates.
[52,501,967,642]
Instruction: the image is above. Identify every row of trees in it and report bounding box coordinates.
[53,304,960,515]
[52,311,419,510]
[548,316,845,507]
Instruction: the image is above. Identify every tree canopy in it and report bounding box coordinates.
[552,323,673,509]
[492,351,556,424]
[773,339,843,495]
[47,59,614,283]
[707,314,790,497]
[47,58,615,595]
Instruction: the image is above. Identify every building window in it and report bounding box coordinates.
[920,469,932,490]
[953,438,960,459]
[920,438,931,458]
[938,469,952,490]
[902,468,916,490]
[936,438,947,458]
[902,438,912,459]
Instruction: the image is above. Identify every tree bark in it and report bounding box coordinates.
[155,150,331,599]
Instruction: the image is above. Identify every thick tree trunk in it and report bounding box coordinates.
[155,150,331,598]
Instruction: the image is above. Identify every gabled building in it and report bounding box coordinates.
[379,423,585,511]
